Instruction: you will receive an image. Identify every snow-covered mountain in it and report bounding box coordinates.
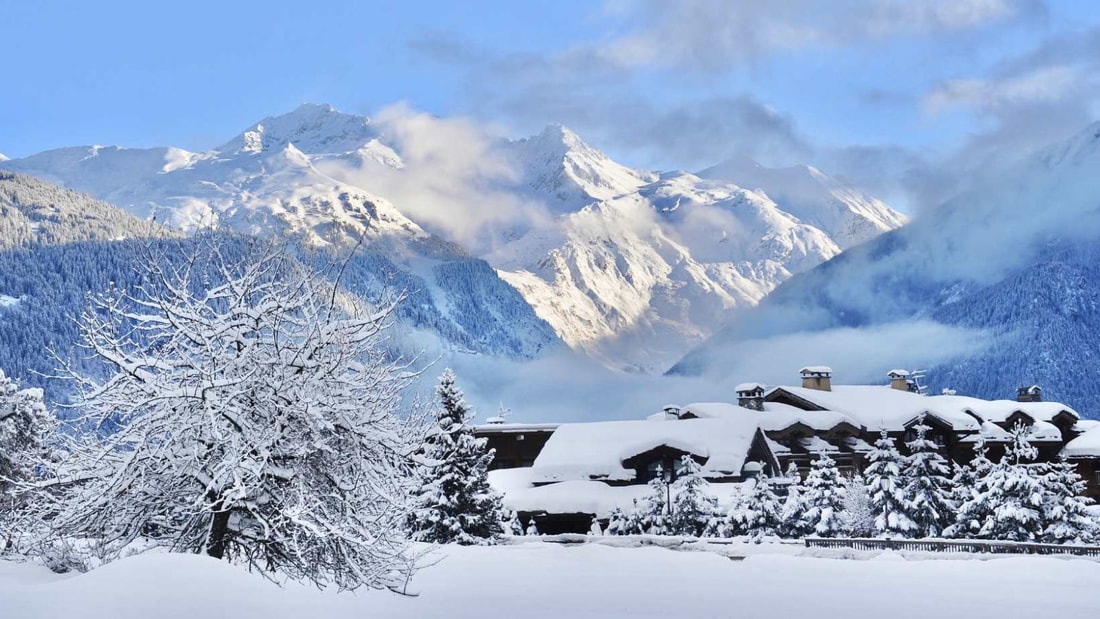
[698,156,908,249]
[0,112,560,362]
[669,121,1100,418]
[489,129,906,371]
[504,125,658,210]
[1,104,906,372]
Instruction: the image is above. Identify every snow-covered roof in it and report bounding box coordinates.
[959,421,1013,444]
[844,436,875,453]
[734,382,766,393]
[951,399,1079,424]
[1073,419,1100,434]
[771,385,983,432]
[490,470,752,517]
[799,436,839,454]
[1062,426,1100,459]
[800,366,832,375]
[472,422,560,434]
[529,417,762,483]
[679,401,858,432]
[887,369,910,378]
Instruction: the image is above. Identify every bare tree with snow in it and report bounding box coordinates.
[8,237,421,590]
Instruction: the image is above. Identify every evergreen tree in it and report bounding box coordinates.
[840,474,875,538]
[1039,457,1098,544]
[741,474,783,540]
[864,430,915,537]
[721,486,752,538]
[945,439,995,539]
[0,370,54,491]
[525,519,540,536]
[668,456,718,537]
[779,461,809,538]
[902,419,954,538]
[640,470,671,535]
[409,370,504,545]
[503,510,525,536]
[606,508,629,536]
[978,424,1044,541]
[797,455,846,538]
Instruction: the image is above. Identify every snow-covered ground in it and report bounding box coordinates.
[2,541,1098,618]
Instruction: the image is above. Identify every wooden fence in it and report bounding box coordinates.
[804,537,1100,557]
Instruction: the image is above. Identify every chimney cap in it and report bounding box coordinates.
[1018,385,1041,395]
[800,366,832,377]
[735,382,766,394]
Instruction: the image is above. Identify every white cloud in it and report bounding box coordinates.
[601,0,1032,71]
[925,65,1083,114]
[318,103,554,253]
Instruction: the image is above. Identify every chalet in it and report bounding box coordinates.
[474,366,1095,533]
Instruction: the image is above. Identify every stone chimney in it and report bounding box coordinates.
[799,366,832,392]
[735,383,766,411]
[887,369,911,391]
[1017,385,1042,403]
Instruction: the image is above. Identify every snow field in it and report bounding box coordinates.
[2,542,1098,619]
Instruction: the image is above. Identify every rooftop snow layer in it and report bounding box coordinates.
[490,469,752,517]
[772,385,987,432]
[680,401,859,432]
[1062,425,1100,458]
[529,416,760,483]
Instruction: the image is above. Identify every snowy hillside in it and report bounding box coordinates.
[1,104,905,373]
[0,171,171,248]
[670,121,1100,418]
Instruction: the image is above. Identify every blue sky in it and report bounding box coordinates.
[3,1,1100,209]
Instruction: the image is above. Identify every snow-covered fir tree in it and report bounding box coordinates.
[1039,456,1098,544]
[796,455,847,538]
[722,485,752,538]
[502,510,525,536]
[408,370,504,545]
[840,475,875,538]
[945,439,996,539]
[606,507,630,536]
[639,469,671,535]
[7,240,420,589]
[864,430,915,538]
[978,423,1045,541]
[525,519,540,536]
[741,473,784,539]
[779,461,808,538]
[668,456,719,537]
[0,370,53,492]
[901,418,954,538]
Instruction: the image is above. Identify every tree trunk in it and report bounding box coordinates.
[206,505,231,559]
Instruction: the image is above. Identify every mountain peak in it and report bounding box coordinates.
[0,152,8,162]
[219,103,375,155]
